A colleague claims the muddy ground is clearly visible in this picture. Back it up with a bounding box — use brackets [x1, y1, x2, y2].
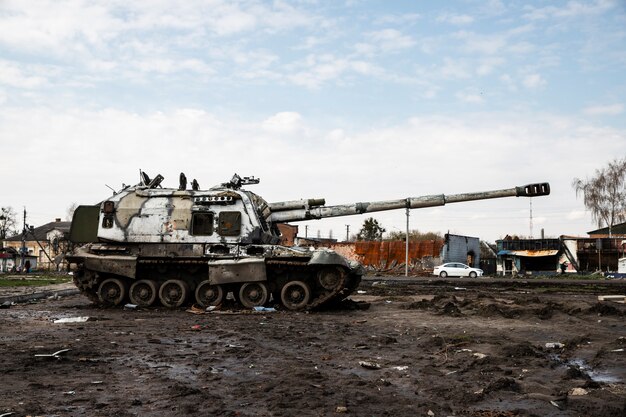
[1, 277, 625, 417]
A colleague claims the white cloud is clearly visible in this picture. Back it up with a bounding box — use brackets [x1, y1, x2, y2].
[439, 58, 471, 79]
[476, 58, 505, 76]
[374, 13, 421, 25]
[437, 13, 475, 25]
[286, 54, 380, 88]
[453, 31, 507, 55]
[0, 61, 48, 88]
[523, 0, 616, 20]
[583, 103, 624, 115]
[456, 90, 485, 104]
[0, 1, 316, 55]
[262, 112, 304, 134]
[522, 73, 546, 89]
[363, 29, 416, 53]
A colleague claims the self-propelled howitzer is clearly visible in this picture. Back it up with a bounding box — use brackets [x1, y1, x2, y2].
[67, 173, 549, 310]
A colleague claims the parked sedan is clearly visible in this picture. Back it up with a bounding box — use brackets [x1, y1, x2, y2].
[433, 262, 483, 278]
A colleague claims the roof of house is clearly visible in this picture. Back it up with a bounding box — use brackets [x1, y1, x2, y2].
[3, 220, 72, 242]
[587, 222, 626, 235]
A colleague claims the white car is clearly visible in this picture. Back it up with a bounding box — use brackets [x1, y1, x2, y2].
[433, 262, 483, 278]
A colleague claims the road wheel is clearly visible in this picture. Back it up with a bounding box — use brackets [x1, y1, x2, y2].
[439, 271, 448, 278]
[98, 278, 127, 306]
[159, 279, 188, 308]
[129, 279, 158, 307]
[195, 281, 224, 307]
[469, 271, 477, 278]
[280, 281, 311, 311]
[239, 282, 269, 308]
[318, 267, 343, 290]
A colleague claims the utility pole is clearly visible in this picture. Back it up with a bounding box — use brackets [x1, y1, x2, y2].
[405, 207, 409, 277]
[345, 225, 350, 242]
[529, 198, 533, 238]
[20, 207, 26, 272]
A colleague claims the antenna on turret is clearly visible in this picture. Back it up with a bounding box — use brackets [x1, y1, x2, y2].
[140, 170, 151, 186]
[105, 184, 117, 195]
[222, 174, 260, 189]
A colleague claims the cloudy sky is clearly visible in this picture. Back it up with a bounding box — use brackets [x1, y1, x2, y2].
[1, 0, 625, 242]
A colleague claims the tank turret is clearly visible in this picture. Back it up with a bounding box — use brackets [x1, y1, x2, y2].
[67, 172, 550, 310]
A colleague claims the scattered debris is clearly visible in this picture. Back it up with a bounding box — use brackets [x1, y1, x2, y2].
[454, 287, 466, 291]
[54, 317, 91, 324]
[611, 348, 624, 352]
[597, 295, 626, 303]
[124, 303, 138, 310]
[190, 325, 202, 331]
[206, 305, 219, 312]
[427, 410, 435, 416]
[357, 290, 367, 294]
[359, 360, 381, 370]
[335, 406, 348, 413]
[1, 301, 14, 309]
[186, 305, 206, 315]
[0, 412, 15, 417]
[63, 390, 76, 395]
[550, 400, 561, 409]
[569, 387, 589, 396]
[392, 366, 409, 371]
[473, 353, 487, 359]
[545, 342, 564, 349]
[253, 306, 276, 312]
[34, 349, 71, 359]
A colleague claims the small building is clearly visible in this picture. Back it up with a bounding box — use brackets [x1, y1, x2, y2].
[479, 241, 498, 275]
[2, 219, 71, 271]
[0, 247, 20, 272]
[440, 233, 480, 267]
[496, 237, 562, 276]
[557, 223, 626, 273]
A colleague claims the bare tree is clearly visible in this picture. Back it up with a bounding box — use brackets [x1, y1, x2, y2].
[386, 229, 443, 241]
[0, 206, 18, 241]
[66, 202, 78, 221]
[572, 157, 626, 236]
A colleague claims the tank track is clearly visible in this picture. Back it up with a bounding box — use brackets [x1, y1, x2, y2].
[72, 262, 362, 310]
[266, 261, 361, 309]
[72, 268, 101, 304]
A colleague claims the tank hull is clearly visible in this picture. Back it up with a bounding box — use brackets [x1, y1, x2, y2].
[68, 242, 363, 310]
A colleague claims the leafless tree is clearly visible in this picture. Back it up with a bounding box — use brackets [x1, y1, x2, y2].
[386, 229, 443, 241]
[572, 157, 626, 236]
[66, 202, 78, 221]
[0, 206, 18, 241]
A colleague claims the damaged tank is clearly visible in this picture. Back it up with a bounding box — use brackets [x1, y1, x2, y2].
[67, 172, 550, 310]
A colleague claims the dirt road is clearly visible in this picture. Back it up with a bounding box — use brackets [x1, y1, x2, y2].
[1, 278, 625, 416]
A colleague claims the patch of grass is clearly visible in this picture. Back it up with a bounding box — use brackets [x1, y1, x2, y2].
[0, 275, 72, 287]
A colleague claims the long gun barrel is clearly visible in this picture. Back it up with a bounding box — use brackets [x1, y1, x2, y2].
[267, 182, 550, 223]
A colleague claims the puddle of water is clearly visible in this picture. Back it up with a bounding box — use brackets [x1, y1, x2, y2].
[567, 358, 621, 383]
